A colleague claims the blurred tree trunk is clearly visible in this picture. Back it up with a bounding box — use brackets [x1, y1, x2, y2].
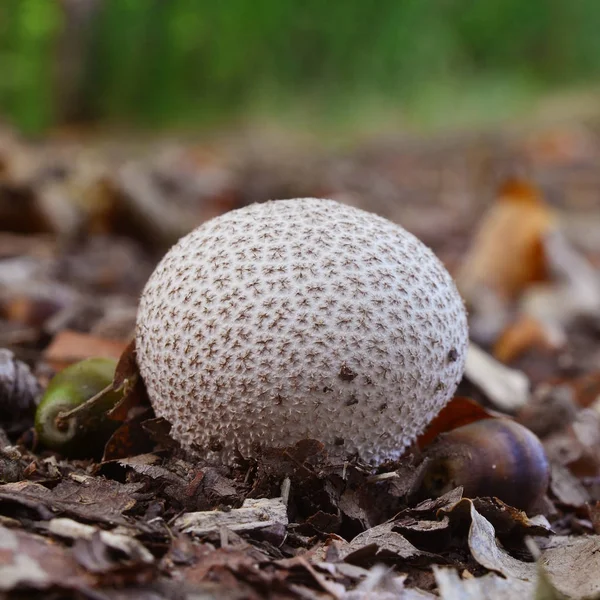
[56, 0, 101, 124]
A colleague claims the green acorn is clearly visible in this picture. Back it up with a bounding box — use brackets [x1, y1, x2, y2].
[35, 358, 123, 457]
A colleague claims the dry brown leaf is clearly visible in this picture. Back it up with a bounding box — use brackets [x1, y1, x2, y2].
[0, 524, 92, 592]
[548, 463, 590, 507]
[449, 498, 537, 581]
[458, 178, 555, 303]
[493, 315, 560, 363]
[102, 411, 155, 462]
[571, 371, 600, 408]
[416, 396, 498, 449]
[0, 476, 144, 528]
[340, 520, 430, 564]
[43, 330, 129, 371]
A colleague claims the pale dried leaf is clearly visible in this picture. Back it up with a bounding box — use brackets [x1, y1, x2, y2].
[175, 496, 287, 535]
[542, 536, 600, 599]
[434, 566, 534, 600]
[48, 517, 154, 563]
[466, 500, 536, 581]
[465, 343, 530, 411]
[0, 524, 89, 592]
[0, 348, 41, 436]
[549, 463, 590, 507]
[340, 521, 428, 562]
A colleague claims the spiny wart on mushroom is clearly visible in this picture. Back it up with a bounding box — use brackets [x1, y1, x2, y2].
[136, 198, 469, 465]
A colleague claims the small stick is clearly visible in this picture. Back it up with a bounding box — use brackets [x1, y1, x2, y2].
[54, 382, 114, 429]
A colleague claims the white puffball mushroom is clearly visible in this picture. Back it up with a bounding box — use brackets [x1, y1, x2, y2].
[136, 198, 468, 465]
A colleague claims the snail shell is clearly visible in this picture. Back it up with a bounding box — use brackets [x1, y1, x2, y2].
[417, 418, 549, 511]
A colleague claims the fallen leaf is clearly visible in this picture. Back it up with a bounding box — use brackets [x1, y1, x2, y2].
[43, 330, 129, 371]
[0, 524, 91, 592]
[112, 339, 138, 392]
[434, 566, 534, 600]
[542, 535, 600, 598]
[0, 348, 41, 437]
[102, 411, 155, 461]
[48, 517, 154, 564]
[464, 343, 530, 412]
[417, 396, 498, 449]
[472, 498, 552, 539]
[571, 371, 600, 408]
[345, 563, 436, 599]
[548, 463, 590, 507]
[446, 498, 537, 581]
[340, 521, 431, 564]
[519, 229, 600, 336]
[175, 496, 288, 536]
[458, 178, 555, 303]
[0, 476, 144, 528]
[493, 315, 560, 364]
[516, 383, 578, 438]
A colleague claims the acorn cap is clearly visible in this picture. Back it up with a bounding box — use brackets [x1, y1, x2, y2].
[136, 198, 468, 464]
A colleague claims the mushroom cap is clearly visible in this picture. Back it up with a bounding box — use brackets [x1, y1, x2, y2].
[136, 198, 468, 465]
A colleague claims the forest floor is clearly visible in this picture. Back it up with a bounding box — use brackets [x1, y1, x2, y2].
[2, 120, 600, 598]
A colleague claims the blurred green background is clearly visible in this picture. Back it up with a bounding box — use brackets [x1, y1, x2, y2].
[1, 0, 600, 136]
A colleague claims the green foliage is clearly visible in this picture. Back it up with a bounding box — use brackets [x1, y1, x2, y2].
[0, 0, 61, 134]
[1, 0, 600, 133]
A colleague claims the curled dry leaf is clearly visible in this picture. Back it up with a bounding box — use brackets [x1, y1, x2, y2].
[48, 517, 154, 564]
[416, 396, 498, 449]
[101, 411, 155, 462]
[464, 343, 530, 412]
[458, 178, 555, 304]
[106, 339, 151, 424]
[493, 314, 562, 364]
[516, 383, 579, 438]
[445, 498, 537, 581]
[111, 339, 138, 395]
[340, 520, 431, 565]
[519, 229, 600, 337]
[548, 463, 590, 508]
[0, 348, 41, 437]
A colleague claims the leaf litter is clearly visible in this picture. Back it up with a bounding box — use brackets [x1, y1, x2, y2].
[2, 125, 600, 598]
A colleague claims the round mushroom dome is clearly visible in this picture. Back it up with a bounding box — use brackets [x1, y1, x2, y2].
[136, 198, 468, 465]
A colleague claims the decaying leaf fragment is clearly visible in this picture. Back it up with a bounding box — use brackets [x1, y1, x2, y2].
[48, 517, 154, 565]
[416, 396, 498, 449]
[175, 496, 288, 536]
[434, 566, 533, 600]
[539, 535, 600, 598]
[0, 475, 143, 528]
[520, 228, 600, 335]
[0, 525, 89, 592]
[340, 520, 431, 564]
[458, 178, 556, 303]
[464, 343, 530, 412]
[493, 314, 562, 364]
[0, 348, 41, 437]
[43, 329, 129, 371]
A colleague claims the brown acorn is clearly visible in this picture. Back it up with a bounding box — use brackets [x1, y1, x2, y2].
[417, 418, 549, 511]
